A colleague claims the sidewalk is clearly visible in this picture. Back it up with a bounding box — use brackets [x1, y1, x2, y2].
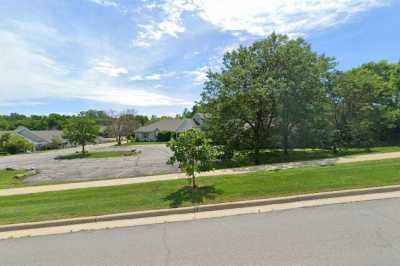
[2, 185, 400, 240]
[2, 151, 400, 197]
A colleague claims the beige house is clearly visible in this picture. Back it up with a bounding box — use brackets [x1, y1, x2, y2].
[0, 126, 71, 150]
[135, 113, 205, 141]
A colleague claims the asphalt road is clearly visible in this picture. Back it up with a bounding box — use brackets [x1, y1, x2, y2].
[2, 198, 400, 266]
[0, 143, 179, 183]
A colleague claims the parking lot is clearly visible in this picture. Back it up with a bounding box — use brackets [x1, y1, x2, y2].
[0, 144, 179, 183]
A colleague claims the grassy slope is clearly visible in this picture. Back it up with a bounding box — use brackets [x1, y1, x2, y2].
[1, 158, 400, 225]
[56, 150, 140, 160]
[120, 141, 168, 146]
[214, 146, 400, 169]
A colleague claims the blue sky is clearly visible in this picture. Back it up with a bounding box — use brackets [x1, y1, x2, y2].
[0, 0, 399, 116]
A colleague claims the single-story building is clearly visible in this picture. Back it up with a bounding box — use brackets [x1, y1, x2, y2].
[135, 113, 205, 141]
[0, 126, 78, 150]
[0, 126, 113, 151]
[12, 126, 72, 150]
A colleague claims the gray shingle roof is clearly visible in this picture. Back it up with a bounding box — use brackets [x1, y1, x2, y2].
[15, 127, 48, 144]
[0, 127, 67, 145]
[34, 130, 66, 143]
[176, 119, 199, 132]
[135, 114, 206, 134]
[135, 119, 185, 133]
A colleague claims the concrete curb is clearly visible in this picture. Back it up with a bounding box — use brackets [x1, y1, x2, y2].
[2, 184, 400, 233]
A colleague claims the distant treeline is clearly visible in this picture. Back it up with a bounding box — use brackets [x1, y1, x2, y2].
[0, 110, 168, 131]
[0, 113, 72, 130]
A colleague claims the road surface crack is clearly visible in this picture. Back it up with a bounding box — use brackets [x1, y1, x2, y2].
[162, 224, 172, 266]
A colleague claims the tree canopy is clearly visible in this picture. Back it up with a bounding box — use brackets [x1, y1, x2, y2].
[167, 129, 219, 188]
[200, 33, 400, 162]
[63, 113, 100, 153]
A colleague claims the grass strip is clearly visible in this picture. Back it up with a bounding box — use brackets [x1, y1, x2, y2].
[55, 150, 140, 160]
[1, 158, 400, 225]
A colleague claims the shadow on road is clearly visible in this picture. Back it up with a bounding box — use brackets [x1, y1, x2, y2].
[164, 185, 223, 208]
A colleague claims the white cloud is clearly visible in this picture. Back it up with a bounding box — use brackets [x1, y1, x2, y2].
[130, 72, 176, 81]
[92, 59, 128, 77]
[87, 0, 118, 7]
[205, 43, 241, 69]
[0, 27, 190, 108]
[218, 43, 240, 55]
[133, 0, 197, 47]
[194, 0, 391, 36]
[145, 73, 161, 80]
[184, 66, 208, 83]
[9, 20, 67, 44]
[0, 100, 45, 107]
[135, 0, 391, 46]
[83, 88, 192, 106]
[130, 75, 144, 81]
[184, 50, 201, 60]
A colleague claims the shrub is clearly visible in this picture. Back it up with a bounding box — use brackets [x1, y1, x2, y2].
[4, 135, 33, 154]
[157, 131, 173, 142]
[46, 136, 63, 150]
[0, 133, 11, 148]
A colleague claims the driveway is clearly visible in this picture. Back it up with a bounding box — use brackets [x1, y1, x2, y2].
[0, 144, 179, 183]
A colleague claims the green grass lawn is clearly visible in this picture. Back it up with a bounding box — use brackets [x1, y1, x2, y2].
[0, 169, 28, 189]
[0, 145, 399, 189]
[2, 158, 400, 225]
[213, 146, 400, 169]
[56, 150, 140, 160]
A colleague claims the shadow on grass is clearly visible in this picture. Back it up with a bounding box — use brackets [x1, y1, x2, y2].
[55, 150, 140, 160]
[164, 185, 223, 208]
[55, 153, 90, 160]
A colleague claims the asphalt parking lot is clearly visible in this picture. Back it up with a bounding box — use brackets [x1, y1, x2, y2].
[0, 144, 180, 183]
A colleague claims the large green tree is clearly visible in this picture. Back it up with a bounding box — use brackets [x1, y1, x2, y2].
[326, 63, 394, 151]
[362, 61, 400, 144]
[63, 113, 99, 153]
[271, 36, 335, 153]
[201, 33, 334, 162]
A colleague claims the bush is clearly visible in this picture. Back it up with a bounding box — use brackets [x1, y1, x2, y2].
[0, 133, 11, 150]
[3, 135, 33, 154]
[46, 136, 63, 150]
[157, 131, 173, 142]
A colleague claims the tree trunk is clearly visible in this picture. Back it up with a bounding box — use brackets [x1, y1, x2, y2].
[82, 143, 85, 154]
[253, 145, 260, 164]
[283, 131, 289, 155]
[332, 145, 338, 155]
[282, 94, 290, 155]
[252, 136, 261, 164]
[192, 174, 196, 188]
[253, 120, 261, 164]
